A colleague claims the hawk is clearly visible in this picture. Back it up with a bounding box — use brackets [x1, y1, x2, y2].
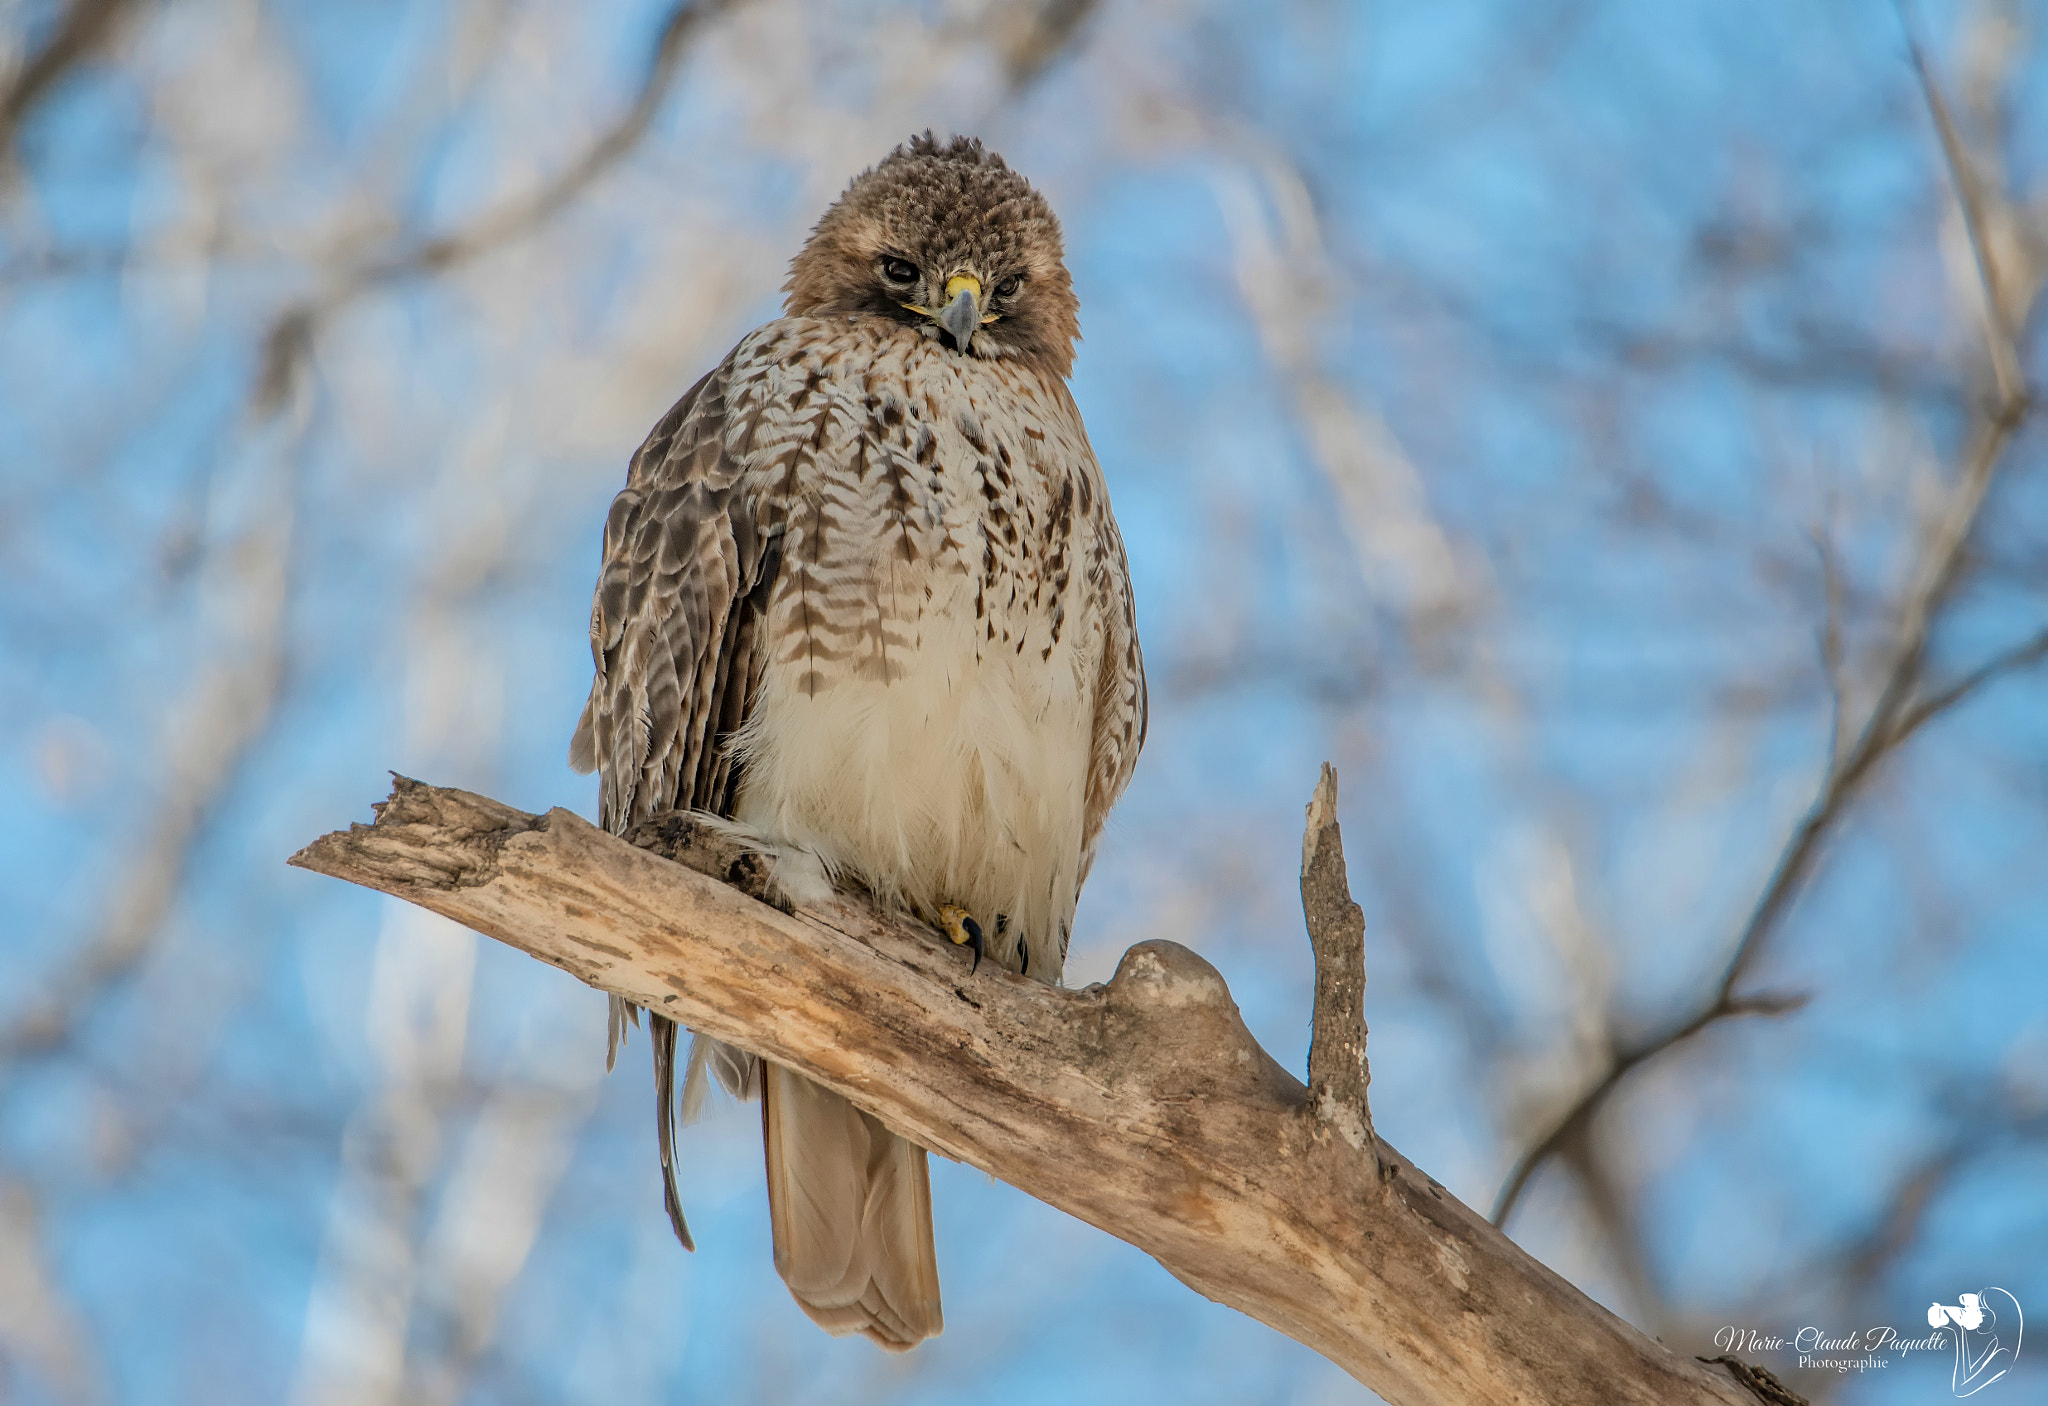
[570, 134, 1146, 1349]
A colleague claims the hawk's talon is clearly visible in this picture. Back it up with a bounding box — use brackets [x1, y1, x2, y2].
[939, 904, 985, 974]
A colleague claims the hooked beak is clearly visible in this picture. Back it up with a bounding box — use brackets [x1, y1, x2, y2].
[937, 274, 982, 353]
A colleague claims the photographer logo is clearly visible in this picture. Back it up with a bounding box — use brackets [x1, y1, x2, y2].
[1712, 1288, 2021, 1395]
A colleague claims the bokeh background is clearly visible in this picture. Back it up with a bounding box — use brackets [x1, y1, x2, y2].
[4, 0, 2046, 1402]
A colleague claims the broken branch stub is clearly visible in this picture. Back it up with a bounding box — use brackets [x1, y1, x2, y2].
[1301, 764, 1376, 1166]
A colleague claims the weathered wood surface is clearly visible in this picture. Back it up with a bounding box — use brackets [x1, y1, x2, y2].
[290, 775, 1754, 1406]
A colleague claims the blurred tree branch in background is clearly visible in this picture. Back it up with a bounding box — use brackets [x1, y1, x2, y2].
[1492, 0, 2042, 1238]
[253, 0, 750, 413]
[0, 0, 138, 163]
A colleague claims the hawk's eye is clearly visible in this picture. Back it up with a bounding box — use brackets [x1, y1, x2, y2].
[881, 257, 919, 285]
[994, 275, 1022, 299]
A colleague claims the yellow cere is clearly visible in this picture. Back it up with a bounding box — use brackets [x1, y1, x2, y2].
[904, 277, 1001, 325]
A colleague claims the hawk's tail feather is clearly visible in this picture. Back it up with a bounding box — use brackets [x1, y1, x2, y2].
[679, 1028, 713, 1126]
[652, 1013, 695, 1253]
[707, 1035, 762, 1101]
[605, 993, 641, 1073]
[762, 1063, 942, 1351]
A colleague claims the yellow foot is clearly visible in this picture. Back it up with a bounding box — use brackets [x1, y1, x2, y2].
[938, 904, 985, 974]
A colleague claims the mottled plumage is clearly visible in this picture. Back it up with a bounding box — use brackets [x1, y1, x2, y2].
[571, 134, 1145, 1349]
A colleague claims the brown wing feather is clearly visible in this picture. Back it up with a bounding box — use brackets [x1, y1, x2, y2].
[570, 349, 783, 1254]
[571, 357, 773, 826]
[1072, 402, 1148, 897]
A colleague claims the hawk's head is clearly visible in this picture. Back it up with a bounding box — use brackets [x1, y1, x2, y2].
[786, 134, 1080, 377]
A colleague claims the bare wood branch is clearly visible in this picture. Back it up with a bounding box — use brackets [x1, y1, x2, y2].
[1301, 764, 1376, 1168]
[290, 776, 1752, 1406]
[1700, 1356, 1810, 1406]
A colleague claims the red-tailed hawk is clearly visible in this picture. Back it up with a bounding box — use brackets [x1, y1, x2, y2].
[570, 133, 1146, 1349]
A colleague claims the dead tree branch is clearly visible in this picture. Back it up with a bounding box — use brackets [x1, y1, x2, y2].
[290, 773, 1751, 1406]
[1301, 764, 1376, 1167]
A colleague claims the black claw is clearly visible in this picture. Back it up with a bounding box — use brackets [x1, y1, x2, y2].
[962, 916, 984, 974]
